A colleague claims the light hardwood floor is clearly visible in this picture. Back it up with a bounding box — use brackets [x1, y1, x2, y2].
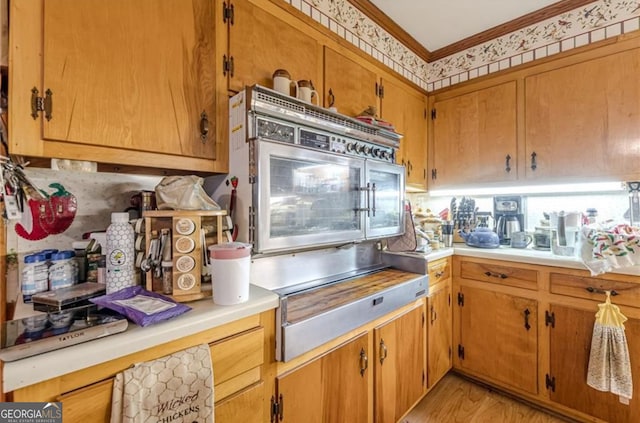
[402, 373, 573, 423]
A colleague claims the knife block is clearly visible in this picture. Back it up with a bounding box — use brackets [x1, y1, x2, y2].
[142, 210, 227, 302]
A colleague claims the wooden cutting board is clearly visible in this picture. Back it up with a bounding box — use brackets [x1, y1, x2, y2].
[286, 268, 421, 324]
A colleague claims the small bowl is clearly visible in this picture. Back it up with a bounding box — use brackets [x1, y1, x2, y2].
[22, 314, 49, 332]
[48, 310, 76, 329]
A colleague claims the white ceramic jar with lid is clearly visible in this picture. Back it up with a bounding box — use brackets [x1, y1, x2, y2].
[208, 242, 251, 305]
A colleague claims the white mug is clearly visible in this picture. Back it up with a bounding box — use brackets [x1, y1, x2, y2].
[297, 80, 319, 105]
[273, 69, 297, 96]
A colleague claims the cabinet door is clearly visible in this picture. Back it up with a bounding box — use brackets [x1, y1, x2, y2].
[41, 0, 216, 160]
[431, 82, 517, 187]
[457, 285, 537, 394]
[549, 304, 640, 422]
[381, 78, 428, 191]
[277, 333, 369, 423]
[525, 48, 640, 181]
[428, 281, 452, 388]
[323, 47, 379, 117]
[374, 306, 426, 423]
[229, 0, 321, 94]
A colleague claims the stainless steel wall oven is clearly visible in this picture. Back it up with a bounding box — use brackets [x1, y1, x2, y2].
[220, 85, 405, 255]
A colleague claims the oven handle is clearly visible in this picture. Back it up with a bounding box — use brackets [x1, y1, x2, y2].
[356, 183, 371, 216]
[371, 182, 376, 217]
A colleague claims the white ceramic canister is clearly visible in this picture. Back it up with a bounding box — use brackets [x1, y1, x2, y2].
[208, 242, 251, 305]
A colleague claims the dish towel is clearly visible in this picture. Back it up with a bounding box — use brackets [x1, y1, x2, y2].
[111, 344, 214, 422]
[587, 292, 633, 404]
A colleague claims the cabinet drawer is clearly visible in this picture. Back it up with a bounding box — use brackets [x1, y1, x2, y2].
[210, 327, 264, 386]
[460, 260, 538, 290]
[214, 381, 264, 423]
[550, 273, 640, 307]
[57, 378, 113, 422]
[429, 258, 451, 286]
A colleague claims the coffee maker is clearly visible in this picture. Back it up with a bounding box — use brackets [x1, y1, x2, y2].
[494, 196, 525, 245]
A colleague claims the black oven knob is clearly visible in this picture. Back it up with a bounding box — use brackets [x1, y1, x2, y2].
[356, 144, 366, 153]
[363, 145, 372, 155]
[346, 142, 356, 152]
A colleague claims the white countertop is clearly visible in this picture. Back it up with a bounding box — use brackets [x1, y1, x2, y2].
[3, 284, 279, 392]
[402, 244, 640, 276]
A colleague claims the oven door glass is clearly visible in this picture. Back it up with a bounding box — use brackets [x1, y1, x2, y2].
[365, 160, 405, 238]
[256, 141, 366, 253]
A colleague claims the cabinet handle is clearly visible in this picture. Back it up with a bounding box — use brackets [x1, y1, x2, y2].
[359, 348, 368, 377]
[524, 308, 531, 331]
[200, 111, 209, 142]
[484, 271, 508, 279]
[435, 270, 444, 278]
[430, 305, 437, 325]
[431, 168, 437, 180]
[505, 154, 511, 173]
[328, 88, 335, 107]
[379, 339, 388, 365]
[586, 286, 619, 296]
[530, 152, 537, 171]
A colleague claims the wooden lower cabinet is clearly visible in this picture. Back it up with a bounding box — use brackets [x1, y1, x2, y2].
[548, 304, 640, 422]
[455, 284, 538, 395]
[374, 306, 426, 423]
[10, 313, 272, 423]
[276, 333, 369, 423]
[427, 277, 452, 388]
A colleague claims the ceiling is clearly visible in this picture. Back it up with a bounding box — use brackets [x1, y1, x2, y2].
[365, 0, 592, 59]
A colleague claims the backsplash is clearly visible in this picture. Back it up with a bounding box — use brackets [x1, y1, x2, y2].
[6, 168, 162, 315]
[409, 192, 631, 231]
[287, 0, 640, 91]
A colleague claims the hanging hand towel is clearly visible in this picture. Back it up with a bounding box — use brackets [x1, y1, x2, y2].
[111, 344, 214, 422]
[587, 292, 633, 404]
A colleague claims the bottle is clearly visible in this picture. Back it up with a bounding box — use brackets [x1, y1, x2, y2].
[22, 254, 49, 303]
[106, 212, 135, 294]
[49, 250, 78, 290]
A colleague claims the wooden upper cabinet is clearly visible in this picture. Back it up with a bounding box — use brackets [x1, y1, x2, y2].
[11, 0, 220, 172]
[381, 77, 428, 191]
[525, 48, 640, 181]
[323, 46, 379, 117]
[228, 0, 321, 94]
[44, 1, 215, 159]
[374, 306, 426, 423]
[431, 81, 517, 188]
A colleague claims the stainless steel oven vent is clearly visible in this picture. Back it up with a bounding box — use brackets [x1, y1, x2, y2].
[248, 84, 401, 148]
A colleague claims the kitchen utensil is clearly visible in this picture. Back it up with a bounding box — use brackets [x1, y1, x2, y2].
[510, 231, 532, 248]
[273, 69, 298, 97]
[228, 176, 239, 241]
[458, 227, 500, 248]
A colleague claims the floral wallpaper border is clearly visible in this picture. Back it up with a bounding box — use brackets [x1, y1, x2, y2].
[283, 0, 640, 91]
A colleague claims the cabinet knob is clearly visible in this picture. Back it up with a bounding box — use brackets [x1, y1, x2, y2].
[530, 152, 537, 171]
[505, 154, 511, 173]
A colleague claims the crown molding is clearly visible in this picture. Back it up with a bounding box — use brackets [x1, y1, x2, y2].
[350, 0, 597, 63]
[348, 0, 432, 62]
[428, 0, 597, 61]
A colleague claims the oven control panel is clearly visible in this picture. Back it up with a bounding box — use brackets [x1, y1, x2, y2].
[300, 128, 395, 163]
